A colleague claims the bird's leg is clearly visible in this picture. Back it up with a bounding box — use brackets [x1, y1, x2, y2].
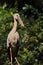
[10, 48, 13, 65]
[15, 57, 20, 65]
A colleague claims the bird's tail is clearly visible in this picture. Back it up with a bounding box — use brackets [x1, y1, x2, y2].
[15, 57, 20, 65]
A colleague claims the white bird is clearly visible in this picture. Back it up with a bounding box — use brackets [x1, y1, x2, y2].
[7, 13, 25, 65]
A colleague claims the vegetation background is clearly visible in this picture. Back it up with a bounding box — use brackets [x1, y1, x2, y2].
[0, 0, 43, 65]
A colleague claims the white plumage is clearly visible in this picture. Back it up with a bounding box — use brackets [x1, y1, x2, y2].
[7, 13, 25, 65]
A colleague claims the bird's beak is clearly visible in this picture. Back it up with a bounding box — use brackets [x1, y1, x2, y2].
[18, 16, 25, 28]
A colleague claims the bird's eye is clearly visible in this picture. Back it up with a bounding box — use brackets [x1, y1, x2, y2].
[17, 15, 18, 17]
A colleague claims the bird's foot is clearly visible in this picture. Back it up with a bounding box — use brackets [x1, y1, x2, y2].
[18, 63, 20, 65]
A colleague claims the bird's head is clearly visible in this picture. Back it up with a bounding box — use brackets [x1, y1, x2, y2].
[13, 13, 25, 27]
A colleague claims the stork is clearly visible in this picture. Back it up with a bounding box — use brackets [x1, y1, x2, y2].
[7, 13, 25, 65]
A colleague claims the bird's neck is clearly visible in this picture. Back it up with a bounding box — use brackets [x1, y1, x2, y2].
[13, 19, 17, 32]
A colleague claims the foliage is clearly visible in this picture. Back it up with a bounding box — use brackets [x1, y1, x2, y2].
[0, 2, 43, 65]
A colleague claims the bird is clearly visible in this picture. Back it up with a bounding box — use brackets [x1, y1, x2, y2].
[7, 13, 25, 65]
